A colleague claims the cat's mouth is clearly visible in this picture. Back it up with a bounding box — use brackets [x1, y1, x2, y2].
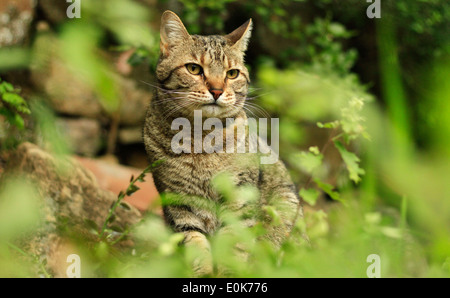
[202, 99, 229, 107]
[199, 102, 229, 117]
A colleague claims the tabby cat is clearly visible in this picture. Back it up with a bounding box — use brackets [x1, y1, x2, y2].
[143, 10, 304, 275]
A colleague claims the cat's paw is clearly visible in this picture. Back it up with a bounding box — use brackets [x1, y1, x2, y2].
[184, 230, 214, 277]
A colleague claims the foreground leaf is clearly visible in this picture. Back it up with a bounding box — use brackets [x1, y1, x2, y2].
[334, 140, 365, 183]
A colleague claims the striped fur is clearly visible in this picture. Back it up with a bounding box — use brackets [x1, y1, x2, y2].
[143, 11, 303, 274]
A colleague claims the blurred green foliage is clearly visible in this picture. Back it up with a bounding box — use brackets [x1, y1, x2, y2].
[0, 177, 45, 277]
[0, 78, 30, 130]
[0, 0, 449, 278]
[0, 78, 30, 149]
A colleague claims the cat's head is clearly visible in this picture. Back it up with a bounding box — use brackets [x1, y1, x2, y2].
[155, 10, 252, 119]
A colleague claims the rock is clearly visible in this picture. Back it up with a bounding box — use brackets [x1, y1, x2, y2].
[76, 156, 160, 213]
[30, 31, 153, 124]
[0, 0, 35, 47]
[116, 49, 134, 76]
[30, 31, 105, 118]
[5, 142, 143, 277]
[56, 117, 103, 157]
[118, 126, 143, 144]
[117, 77, 152, 126]
[37, 0, 68, 25]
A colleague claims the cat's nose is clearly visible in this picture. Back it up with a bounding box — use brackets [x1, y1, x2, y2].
[209, 89, 223, 100]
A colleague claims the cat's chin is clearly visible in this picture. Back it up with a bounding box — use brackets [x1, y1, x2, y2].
[199, 104, 228, 118]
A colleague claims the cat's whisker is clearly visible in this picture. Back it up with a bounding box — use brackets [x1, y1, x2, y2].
[242, 105, 258, 120]
[232, 92, 272, 119]
[242, 103, 258, 117]
[244, 91, 275, 101]
[151, 96, 190, 105]
[245, 104, 271, 119]
[140, 80, 191, 95]
[186, 99, 211, 104]
[162, 101, 195, 122]
[247, 87, 264, 95]
[243, 102, 272, 119]
[164, 100, 192, 115]
[152, 95, 187, 101]
[231, 97, 255, 118]
[140, 80, 172, 91]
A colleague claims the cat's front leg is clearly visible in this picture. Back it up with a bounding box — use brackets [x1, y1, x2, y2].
[183, 230, 213, 276]
[162, 201, 218, 276]
[259, 160, 304, 246]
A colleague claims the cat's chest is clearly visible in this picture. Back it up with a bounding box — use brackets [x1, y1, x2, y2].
[156, 152, 260, 197]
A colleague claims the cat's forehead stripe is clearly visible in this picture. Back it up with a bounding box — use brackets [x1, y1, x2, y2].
[189, 36, 238, 70]
[224, 55, 230, 69]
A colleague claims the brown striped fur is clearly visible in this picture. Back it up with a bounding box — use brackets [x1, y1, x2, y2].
[143, 11, 303, 275]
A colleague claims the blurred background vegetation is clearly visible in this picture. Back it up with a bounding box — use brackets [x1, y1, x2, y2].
[0, 0, 449, 277]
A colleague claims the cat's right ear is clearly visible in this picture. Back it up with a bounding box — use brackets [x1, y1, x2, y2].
[160, 11, 191, 57]
[226, 19, 253, 52]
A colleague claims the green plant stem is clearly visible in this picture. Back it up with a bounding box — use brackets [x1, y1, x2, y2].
[287, 127, 339, 240]
[99, 162, 161, 240]
[100, 192, 126, 239]
[7, 242, 52, 278]
[376, 14, 412, 158]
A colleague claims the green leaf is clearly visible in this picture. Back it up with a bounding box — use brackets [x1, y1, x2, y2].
[262, 205, 281, 226]
[381, 227, 403, 239]
[84, 219, 99, 234]
[12, 113, 25, 130]
[308, 146, 320, 155]
[107, 214, 116, 224]
[334, 140, 365, 183]
[292, 151, 323, 174]
[119, 202, 131, 211]
[127, 52, 145, 66]
[2, 92, 26, 107]
[15, 105, 31, 114]
[0, 107, 25, 129]
[0, 81, 14, 93]
[126, 184, 140, 196]
[211, 172, 235, 201]
[314, 179, 341, 202]
[110, 225, 124, 233]
[299, 188, 320, 206]
[317, 121, 340, 129]
[150, 159, 165, 169]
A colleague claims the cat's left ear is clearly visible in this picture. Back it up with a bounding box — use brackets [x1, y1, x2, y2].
[160, 10, 191, 57]
[226, 19, 253, 52]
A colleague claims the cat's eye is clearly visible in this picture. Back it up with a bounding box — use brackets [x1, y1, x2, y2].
[226, 69, 240, 79]
[186, 63, 203, 75]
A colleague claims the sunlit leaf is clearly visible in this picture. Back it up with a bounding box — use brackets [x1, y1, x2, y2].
[126, 184, 140, 196]
[84, 219, 99, 231]
[334, 140, 365, 183]
[317, 121, 340, 129]
[299, 188, 320, 206]
[308, 146, 320, 155]
[314, 179, 341, 202]
[262, 205, 281, 226]
[291, 151, 323, 174]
